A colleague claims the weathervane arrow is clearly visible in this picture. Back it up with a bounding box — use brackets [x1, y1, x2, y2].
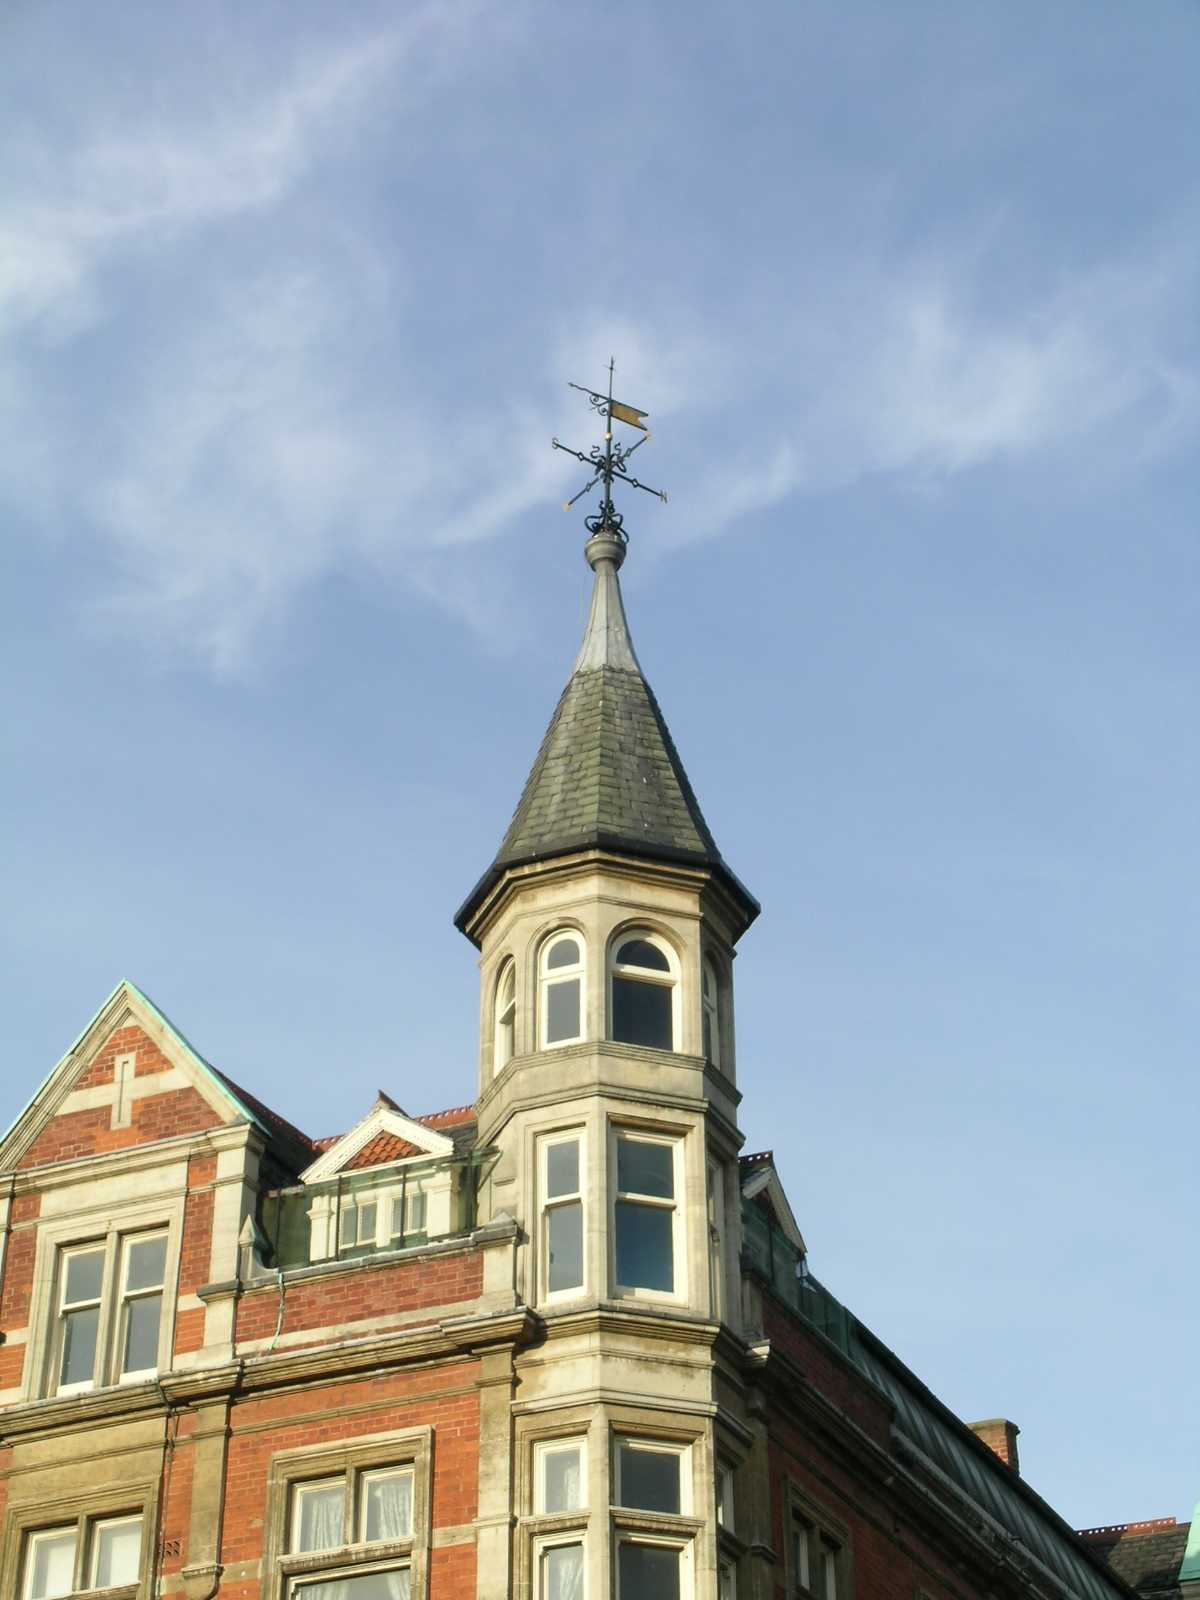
[552, 359, 666, 541]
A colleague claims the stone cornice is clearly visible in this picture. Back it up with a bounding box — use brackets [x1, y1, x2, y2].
[4, 1121, 260, 1195]
[536, 1301, 722, 1351]
[0, 1309, 542, 1441]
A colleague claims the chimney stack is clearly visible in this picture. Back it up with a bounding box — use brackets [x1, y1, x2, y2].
[969, 1418, 1021, 1475]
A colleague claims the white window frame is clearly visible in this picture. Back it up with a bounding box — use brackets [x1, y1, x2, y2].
[50, 1229, 169, 1397]
[337, 1195, 380, 1253]
[538, 1131, 587, 1302]
[539, 932, 587, 1049]
[533, 1531, 587, 1600]
[613, 1532, 693, 1600]
[533, 1436, 588, 1515]
[115, 1233, 168, 1384]
[609, 1128, 686, 1303]
[20, 1510, 145, 1599]
[608, 930, 679, 1053]
[706, 1162, 724, 1321]
[701, 957, 721, 1067]
[787, 1499, 848, 1600]
[612, 1438, 691, 1517]
[494, 959, 517, 1074]
[265, 1428, 431, 1600]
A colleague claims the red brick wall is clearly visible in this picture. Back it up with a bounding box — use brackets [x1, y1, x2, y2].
[174, 1153, 218, 1358]
[0, 1197, 40, 1393]
[212, 1364, 480, 1600]
[761, 1297, 892, 1450]
[235, 1250, 485, 1351]
[18, 1026, 227, 1169]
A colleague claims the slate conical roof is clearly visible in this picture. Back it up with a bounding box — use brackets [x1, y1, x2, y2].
[455, 530, 758, 935]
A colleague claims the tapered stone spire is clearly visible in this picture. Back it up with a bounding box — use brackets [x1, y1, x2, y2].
[455, 530, 758, 935]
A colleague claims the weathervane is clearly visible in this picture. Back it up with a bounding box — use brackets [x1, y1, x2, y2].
[552, 359, 667, 541]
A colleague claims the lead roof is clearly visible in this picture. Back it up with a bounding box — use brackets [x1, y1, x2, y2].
[455, 542, 757, 933]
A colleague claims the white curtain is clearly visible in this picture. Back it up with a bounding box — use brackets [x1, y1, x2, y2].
[30, 1532, 76, 1600]
[297, 1571, 408, 1600]
[544, 1544, 584, 1600]
[365, 1472, 413, 1542]
[297, 1485, 345, 1553]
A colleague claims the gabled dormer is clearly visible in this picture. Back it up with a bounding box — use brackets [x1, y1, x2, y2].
[297, 1095, 476, 1262]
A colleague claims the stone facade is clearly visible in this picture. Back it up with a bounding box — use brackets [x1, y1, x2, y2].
[0, 532, 1176, 1600]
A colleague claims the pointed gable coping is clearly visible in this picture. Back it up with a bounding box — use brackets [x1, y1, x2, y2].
[299, 1103, 455, 1183]
[0, 979, 279, 1172]
[740, 1151, 806, 1255]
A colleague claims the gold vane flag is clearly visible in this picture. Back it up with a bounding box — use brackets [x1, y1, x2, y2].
[609, 398, 649, 432]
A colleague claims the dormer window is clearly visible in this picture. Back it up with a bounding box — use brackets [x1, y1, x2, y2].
[539, 933, 585, 1048]
[494, 960, 517, 1074]
[610, 934, 676, 1051]
[702, 957, 721, 1067]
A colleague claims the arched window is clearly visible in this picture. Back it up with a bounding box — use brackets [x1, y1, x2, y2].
[702, 957, 721, 1067]
[610, 932, 676, 1051]
[539, 932, 585, 1047]
[493, 960, 516, 1074]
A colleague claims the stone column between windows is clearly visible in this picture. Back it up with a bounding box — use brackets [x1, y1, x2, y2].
[741, 1381, 778, 1600]
[475, 1344, 519, 1600]
[180, 1396, 231, 1600]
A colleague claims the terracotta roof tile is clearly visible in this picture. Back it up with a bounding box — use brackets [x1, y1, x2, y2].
[345, 1132, 423, 1170]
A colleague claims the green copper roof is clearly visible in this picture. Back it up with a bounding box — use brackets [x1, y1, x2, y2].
[456, 532, 757, 934]
[1180, 1503, 1200, 1583]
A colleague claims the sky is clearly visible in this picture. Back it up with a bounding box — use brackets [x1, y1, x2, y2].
[2, 0, 1197, 1532]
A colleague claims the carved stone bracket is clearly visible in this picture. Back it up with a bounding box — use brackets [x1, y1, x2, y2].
[181, 1561, 224, 1600]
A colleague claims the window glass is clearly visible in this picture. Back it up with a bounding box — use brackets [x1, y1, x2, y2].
[122, 1296, 162, 1376]
[293, 1480, 346, 1552]
[125, 1235, 167, 1291]
[614, 1135, 677, 1294]
[546, 1141, 579, 1198]
[617, 939, 670, 972]
[618, 1543, 679, 1600]
[616, 1444, 681, 1514]
[546, 982, 581, 1045]
[614, 1206, 672, 1292]
[91, 1517, 142, 1587]
[546, 938, 581, 970]
[702, 960, 720, 1065]
[24, 1529, 76, 1600]
[542, 1543, 584, 1600]
[294, 1574, 410, 1600]
[59, 1245, 105, 1391]
[495, 962, 517, 1072]
[716, 1466, 733, 1529]
[544, 1137, 584, 1295]
[540, 1443, 583, 1512]
[65, 1249, 104, 1304]
[612, 978, 672, 1050]
[119, 1233, 167, 1378]
[617, 1139, 673, 1199]
[362, 1469, 413, 1542]
[60, 1304, 100, 1389]
[547, 1206, 583, 1293]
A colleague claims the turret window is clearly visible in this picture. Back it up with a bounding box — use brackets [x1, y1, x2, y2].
[611, 1131, 682, 1297]
[702, 959, 721, 1066]
[540, 934, 586, 1047]
[539, 1132, 586, 1297]
[494, 960, 516, 1073]
[610, 935, 675, 1051]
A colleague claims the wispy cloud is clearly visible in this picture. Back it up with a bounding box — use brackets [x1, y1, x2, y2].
[1, 4, 1196, 674]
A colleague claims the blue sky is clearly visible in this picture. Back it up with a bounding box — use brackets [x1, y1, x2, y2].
[2, 0, 1197, 1529]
